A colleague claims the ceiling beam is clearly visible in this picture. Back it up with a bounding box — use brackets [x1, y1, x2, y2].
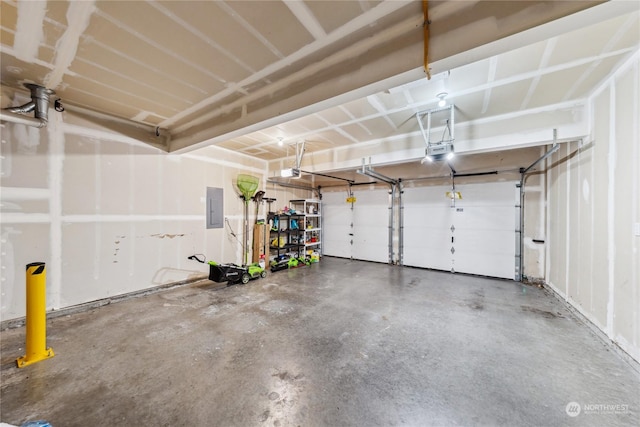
[160, 0, 416, 130]
[12, 1, 47, 63]
[271, 99, 590, 173]
[44, 1, 97, 90]
[284, 0, 327, 40]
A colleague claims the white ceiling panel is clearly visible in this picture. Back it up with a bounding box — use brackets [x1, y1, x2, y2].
[476, 80, 531, 118]
[547, 12, 636, 67]
[494, 41, 547, 80]
[340, 123, 376, 142]
[449, 59, 492, 90]
[569, 54, 634, 100]
[224, 0, 315, 56]
[2, 0, 637, 166]
[340, 98, 381, 120]
[317, 107, 354, 127]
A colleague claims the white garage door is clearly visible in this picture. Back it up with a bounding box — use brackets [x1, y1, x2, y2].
[322, 191, 352, 258]
[352, 189, 389, 263]
[322, 188, 390, 263]
[403, 186, 452, 271]
[403, 181, 517, 279]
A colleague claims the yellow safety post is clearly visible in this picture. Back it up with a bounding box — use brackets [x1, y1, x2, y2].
[16, 262, 55, 368]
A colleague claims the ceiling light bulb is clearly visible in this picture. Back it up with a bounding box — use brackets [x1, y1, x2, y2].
[436, 92, 448, 107]
[277, 137, 284, 147]
[438, 99, 447, 107]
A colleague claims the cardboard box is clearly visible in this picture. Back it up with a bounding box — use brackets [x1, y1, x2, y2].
[252, 223, 267, 263]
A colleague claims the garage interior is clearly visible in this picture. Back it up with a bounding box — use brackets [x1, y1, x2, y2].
[0, 1, 639, 426]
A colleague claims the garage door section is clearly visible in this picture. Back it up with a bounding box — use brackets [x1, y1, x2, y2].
[403, 186, 452, 271]
[322, 191, 352, 258]
[352, 189, 389, 263]
[403, 181, 517, 280]
[452, 182, 518, 279]
[322, 188, 390, 263]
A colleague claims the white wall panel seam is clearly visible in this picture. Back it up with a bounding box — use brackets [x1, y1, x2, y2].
[565, 142, 571, 298]
[589, 98, 596, 315]
[577, 143, 581, 303]
[48, 112, 64, 309]
[128, 141, 135, 278]
[632, 59, 639, 351]
[93, 139, 101, 282]
[607, 82, 616, 337]
[546, 281, 608, 333]
[540, 156, 546, 278]
[0, 214, 51, 223]
[545, 154, 551, 284]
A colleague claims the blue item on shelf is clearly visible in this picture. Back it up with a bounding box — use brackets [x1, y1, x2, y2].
[21, 422, 52, 427]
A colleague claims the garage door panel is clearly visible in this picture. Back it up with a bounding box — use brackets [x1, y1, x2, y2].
[322, 192, 352, 258]
[352, 226, 388, 263]
[405, 207, 451, 228]
[403, 187, 453, 270]
[455, 230, 515, 256]
[353, 210, 387, 225]
[351, 189, 389, 262]
[404, 248, 452, 271]
[456, 182, 518, 206]
[323, 192, 348, 211]
[453, 207, 516, 231]
[453, 256, 514, 278]
[403, 182, 517, 279]
[404, 228, 452, 270]
[402, 223, 451, 269]
[454, 249, 515, 278]
[323, 225, 352, 258]
[323, 207, 350, 226]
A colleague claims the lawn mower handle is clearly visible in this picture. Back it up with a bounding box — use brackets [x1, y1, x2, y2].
[187, 254, 206, 264]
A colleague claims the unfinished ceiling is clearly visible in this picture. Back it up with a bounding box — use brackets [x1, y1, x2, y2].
[218, 1, 640, 165]
[1, 0, 622, 157]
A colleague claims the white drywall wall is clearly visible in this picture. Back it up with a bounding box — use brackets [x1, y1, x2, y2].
[546, 51, 639, 363]
[0, 112, 269, 321]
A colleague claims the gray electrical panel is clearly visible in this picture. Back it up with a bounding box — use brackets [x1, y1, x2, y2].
[206, 187, 223, 229]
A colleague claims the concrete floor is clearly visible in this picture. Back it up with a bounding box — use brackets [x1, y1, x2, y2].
[1, 257, 639, 427]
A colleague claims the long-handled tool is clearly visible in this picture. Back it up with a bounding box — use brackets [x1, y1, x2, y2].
[236, 174, 259, 266]
[253, 190, 265, 220]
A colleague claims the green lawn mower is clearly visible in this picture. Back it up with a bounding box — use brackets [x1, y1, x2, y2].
[188, 254, 266, 285]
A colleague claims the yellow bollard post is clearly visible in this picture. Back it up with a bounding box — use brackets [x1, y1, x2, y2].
[16, 262, 55, 368]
